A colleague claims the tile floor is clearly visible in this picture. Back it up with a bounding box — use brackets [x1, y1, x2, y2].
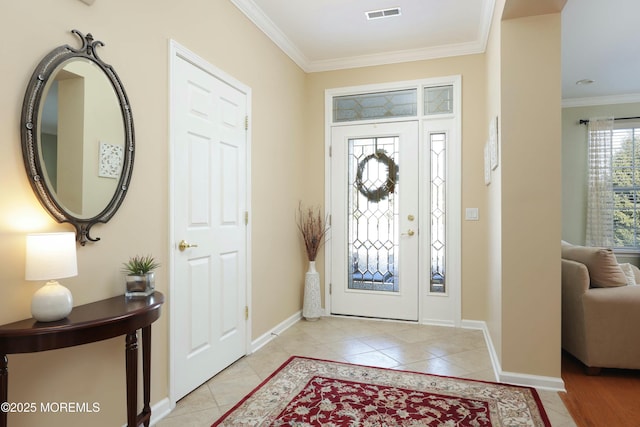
[157, 316, 577, 426]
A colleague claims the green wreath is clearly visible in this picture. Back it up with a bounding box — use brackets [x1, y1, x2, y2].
[355, 150, 398, 203]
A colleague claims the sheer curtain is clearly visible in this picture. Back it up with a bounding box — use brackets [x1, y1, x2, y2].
[586, 117, 615, 247]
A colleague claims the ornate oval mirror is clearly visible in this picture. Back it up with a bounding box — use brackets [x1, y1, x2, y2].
[21, 30, 134, 245]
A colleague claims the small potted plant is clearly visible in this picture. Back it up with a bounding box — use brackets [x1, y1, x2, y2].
[122, 255, 160, 298]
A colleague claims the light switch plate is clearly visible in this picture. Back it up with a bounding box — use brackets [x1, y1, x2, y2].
[465, 208, 479, 221]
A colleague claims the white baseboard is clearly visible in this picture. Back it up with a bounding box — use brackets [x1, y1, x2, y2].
[250, 310, 302, 353]
[461, 319, 565, 392]
[461, 319, 501, 382]
[499, 370, 566, 391]
[120, 397, 172, 427]
[150, 397, 172, 426]
[421, 318, 457, 327]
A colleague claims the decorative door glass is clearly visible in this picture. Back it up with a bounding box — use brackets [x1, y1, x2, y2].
[347, 136, 399, 292]
[333, 89, 417, 123]
[430, 132, 446, 293]
[424, 85, 453, 115]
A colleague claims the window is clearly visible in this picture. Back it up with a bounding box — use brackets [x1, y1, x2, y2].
[430, 132, 446, 293]
[424, 86, 453, 115]
[612, 125, 640, 249]
[333, 89, 417, 122]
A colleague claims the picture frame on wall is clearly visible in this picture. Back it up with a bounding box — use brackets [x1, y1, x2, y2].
[484, 142, 491, 185]
[489, 116, 499, 170]
[98, 141, 124, 179]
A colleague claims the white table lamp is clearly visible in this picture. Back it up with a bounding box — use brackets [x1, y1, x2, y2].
[25, 232, 78, 322]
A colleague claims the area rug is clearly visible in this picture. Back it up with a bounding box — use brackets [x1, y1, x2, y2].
[212, 356, 551, 426]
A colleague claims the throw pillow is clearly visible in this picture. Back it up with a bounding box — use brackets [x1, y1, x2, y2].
[619, 263, 637, 286]
[632, 264, 640, 285]
[561, 245, 627, 288]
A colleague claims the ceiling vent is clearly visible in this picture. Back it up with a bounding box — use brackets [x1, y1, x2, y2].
[365, 7, 401, 20]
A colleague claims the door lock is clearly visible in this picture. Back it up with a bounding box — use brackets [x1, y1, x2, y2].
[178, 240, 198, 251]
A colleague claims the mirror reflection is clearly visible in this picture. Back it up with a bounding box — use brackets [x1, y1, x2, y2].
[21, 30, 135, 245]
[39, 58, 124, 219]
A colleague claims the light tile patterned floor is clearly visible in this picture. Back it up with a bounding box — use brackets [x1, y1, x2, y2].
[157, 316, 576, 427]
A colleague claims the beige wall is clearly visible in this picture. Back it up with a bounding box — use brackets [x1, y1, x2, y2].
[484, 0, 505, 364]
[0, 1, 307, 425]
[0, 0, 567, 425]
[475, 0, 563, 377]
[500, 12, 562, 376]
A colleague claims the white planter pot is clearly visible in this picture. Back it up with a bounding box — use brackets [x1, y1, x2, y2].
[303, 261, 322, 321]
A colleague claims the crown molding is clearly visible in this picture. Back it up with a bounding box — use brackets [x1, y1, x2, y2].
[229, 0, 311, 71]
[562, 93, 640, 108]
[230, 0, 495, 73]
[306, 41, 486, 73]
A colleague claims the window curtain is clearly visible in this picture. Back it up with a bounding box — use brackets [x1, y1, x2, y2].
[586, 117, 615, 247]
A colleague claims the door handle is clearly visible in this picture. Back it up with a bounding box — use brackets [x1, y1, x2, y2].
[401, 229, 415, 237]
[178, 240, 199, 251]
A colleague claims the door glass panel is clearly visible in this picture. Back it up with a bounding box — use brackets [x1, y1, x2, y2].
[430, 132, 446, 293]
[348, 136, 399, 292]
[333, 89, 417, 123]
[424, 85, 453, 115]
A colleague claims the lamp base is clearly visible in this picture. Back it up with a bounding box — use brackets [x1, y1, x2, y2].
[31, 280, 73, 322]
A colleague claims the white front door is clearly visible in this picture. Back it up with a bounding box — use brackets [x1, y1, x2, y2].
[330, 121, 419, 321]
[170, 46, 249, 401]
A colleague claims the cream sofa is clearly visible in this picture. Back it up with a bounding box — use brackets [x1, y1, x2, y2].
[561, 243, 640, 373]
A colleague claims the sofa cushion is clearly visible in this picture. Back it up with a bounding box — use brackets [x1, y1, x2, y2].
[561, 245, 627, 288]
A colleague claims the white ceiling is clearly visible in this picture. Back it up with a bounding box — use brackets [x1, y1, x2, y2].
[230, 0, 495, 72]
[562, 0, 640, 105]
[230, 0, 640, 105]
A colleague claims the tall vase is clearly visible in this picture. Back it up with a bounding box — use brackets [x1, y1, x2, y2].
[303, 260, 322, 321]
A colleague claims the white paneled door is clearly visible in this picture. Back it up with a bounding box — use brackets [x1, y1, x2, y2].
[170, 47, 249, 401]
[330, 122, 419, 321]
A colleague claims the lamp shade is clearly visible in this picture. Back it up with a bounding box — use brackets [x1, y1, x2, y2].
[25, 232, 78, 281]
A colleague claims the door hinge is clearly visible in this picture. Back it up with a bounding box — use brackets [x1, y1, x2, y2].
[245, 306, 249, 320]
[329, 214, 332, 226]
[329, 283, 332, 295]
[245, 116, 249, 130]
[329, 145, 332, 157]
[244, 211, 249, 225]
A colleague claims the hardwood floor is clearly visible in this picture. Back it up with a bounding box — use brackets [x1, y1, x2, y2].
[559, 351, 640, 427]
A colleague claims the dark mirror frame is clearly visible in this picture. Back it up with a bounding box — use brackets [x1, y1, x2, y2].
[21, 30, 135, 245]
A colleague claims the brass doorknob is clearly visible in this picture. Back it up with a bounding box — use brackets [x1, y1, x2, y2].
[178, 240, 198, 251]
[401, 229, 415, 237]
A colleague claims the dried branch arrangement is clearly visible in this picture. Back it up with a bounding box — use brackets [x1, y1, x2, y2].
[297, 202, 330, 261]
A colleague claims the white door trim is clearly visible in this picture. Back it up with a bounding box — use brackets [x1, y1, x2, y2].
[168, 39, 252, 406]
[324, 76, 461, 326]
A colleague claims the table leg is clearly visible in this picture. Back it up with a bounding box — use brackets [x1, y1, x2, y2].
[1, 355, 7, 427]
[125, 332, 138, 427]
[142, 326, 151, 427]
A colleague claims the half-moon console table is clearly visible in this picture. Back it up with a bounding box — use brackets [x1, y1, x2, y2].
[0, 292, 164, 427]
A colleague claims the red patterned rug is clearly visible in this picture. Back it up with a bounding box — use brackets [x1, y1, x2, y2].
[212, 356, 551, 426]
